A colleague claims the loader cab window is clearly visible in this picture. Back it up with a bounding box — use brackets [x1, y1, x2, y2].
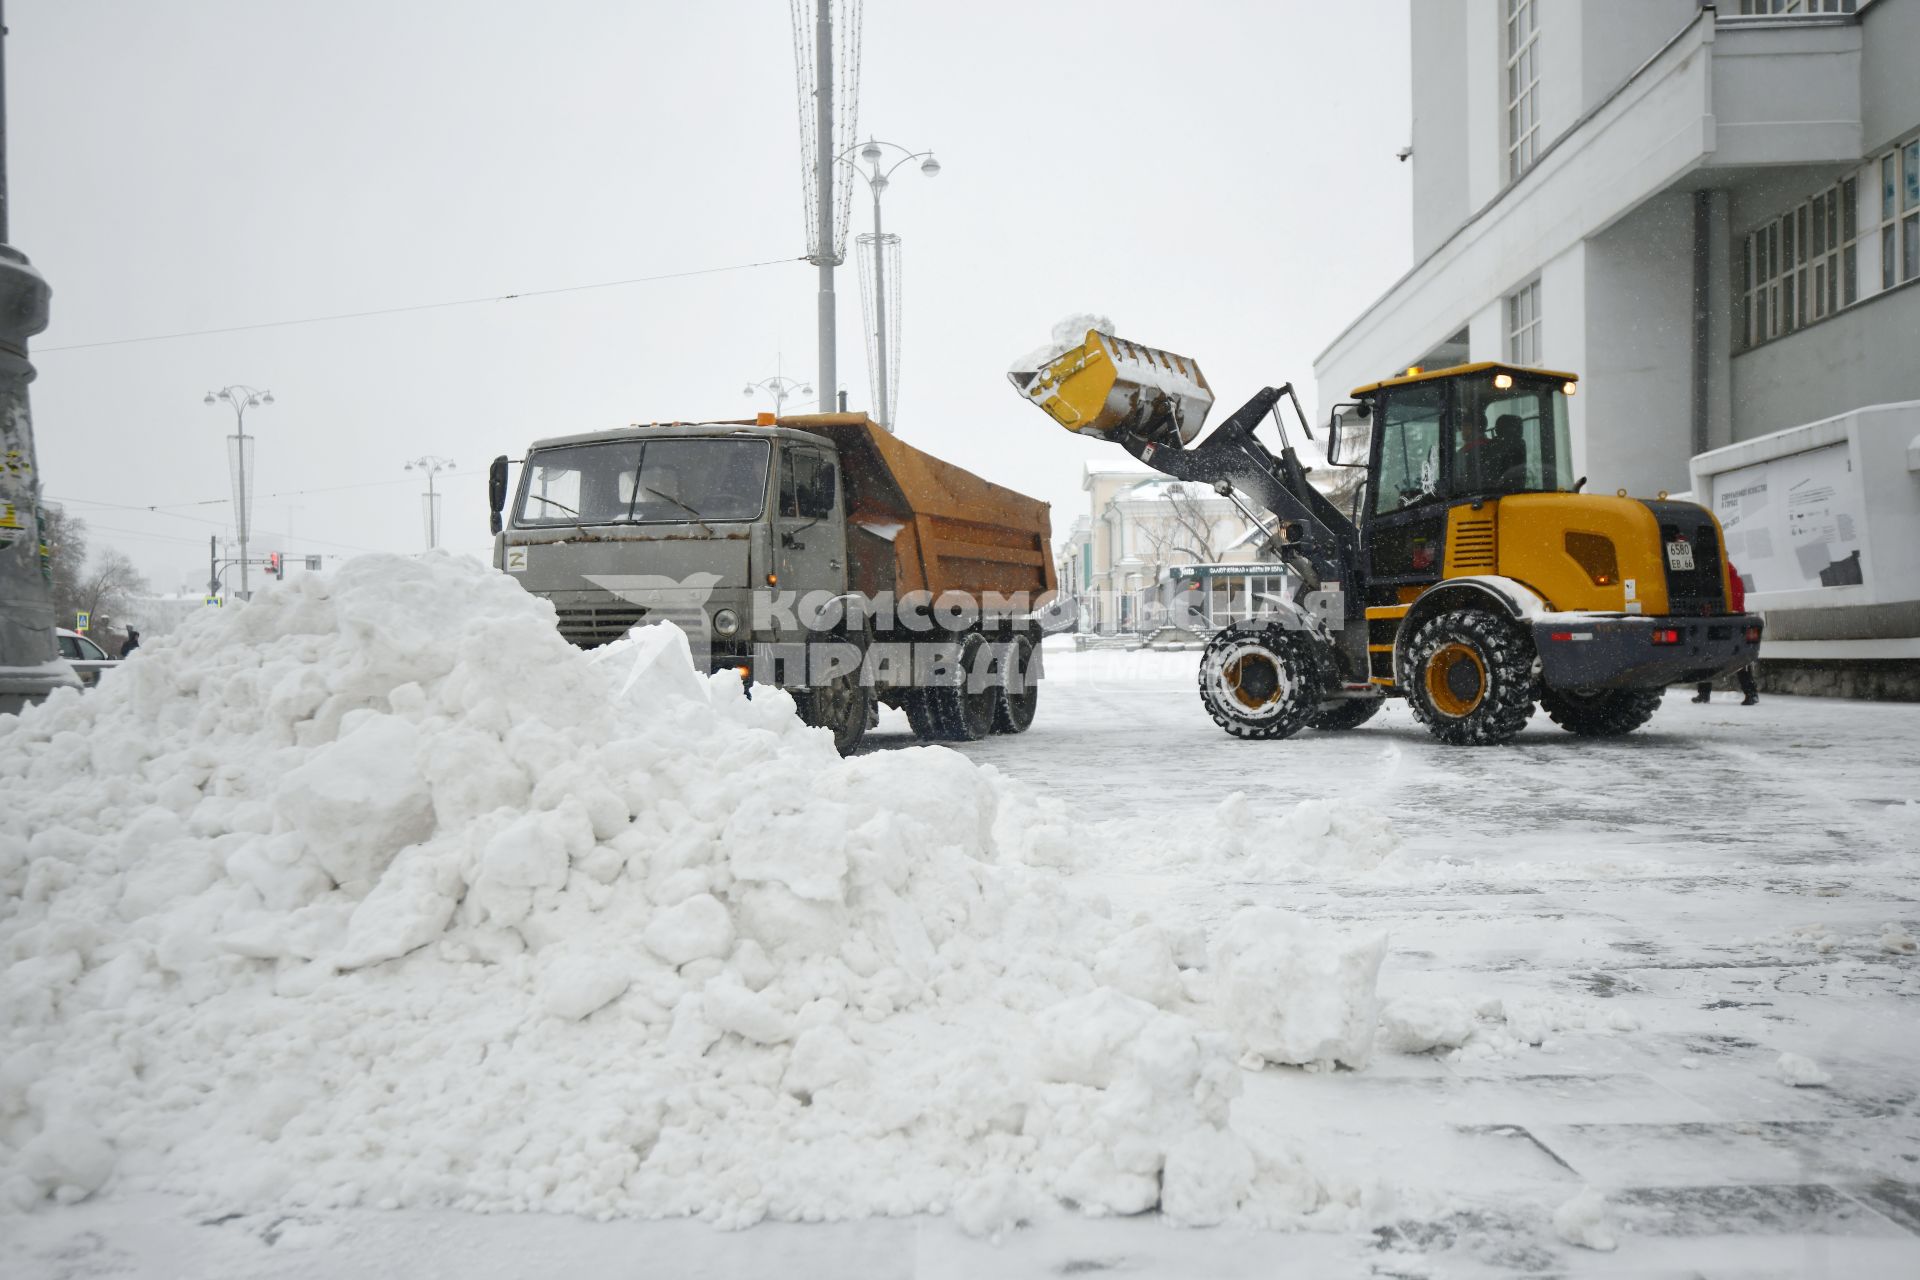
[1373, 383, 1448, 514]
[779, 448, 837, 520]
[1453, 375, 1576, 497]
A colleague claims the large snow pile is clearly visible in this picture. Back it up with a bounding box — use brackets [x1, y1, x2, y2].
[0, 554, 1376, 1230]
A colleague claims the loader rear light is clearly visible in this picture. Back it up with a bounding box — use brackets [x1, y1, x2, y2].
[1548, 631, 1593, 642]
[1745, 624, 1762, 643]
[1650, 628, 1683, 645]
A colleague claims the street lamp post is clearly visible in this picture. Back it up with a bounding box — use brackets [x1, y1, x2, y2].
[742, 373, 813, 417]
[403, 456, 456, 550]
[203, 385, 274, 599]
[840, 137, 939, 432]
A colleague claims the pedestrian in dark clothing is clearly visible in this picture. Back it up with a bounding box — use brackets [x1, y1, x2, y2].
[119, 628, 141, 658]
[1694, 562, 1758, 705]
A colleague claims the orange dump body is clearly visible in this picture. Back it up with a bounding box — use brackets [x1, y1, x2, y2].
[771, 413, 1056, 606]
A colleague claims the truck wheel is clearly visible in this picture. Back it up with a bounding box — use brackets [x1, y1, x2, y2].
[992, 634, 1040, 734]
[796, 671, 870, 755]
[1541, 687, 1664, 737]
[922, 631, 1000, 742]
[1307, 698, 1384, 732]
[1404, 608, 1536, 746]
[1197, 624, 1319, 740]
[902, 689, 939, 740]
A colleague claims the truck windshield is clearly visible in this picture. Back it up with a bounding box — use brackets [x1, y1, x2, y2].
[1450, 375, 1576, 498]
[515, 437, 771, 526]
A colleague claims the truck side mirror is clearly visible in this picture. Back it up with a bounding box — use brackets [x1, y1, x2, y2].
[488, 455, 510, 535]
[1327, 403, 1371, 467]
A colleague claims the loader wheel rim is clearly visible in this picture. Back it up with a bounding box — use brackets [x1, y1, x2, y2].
[1425, 643, 1486, 717]
[1224, 652, 1282, 709]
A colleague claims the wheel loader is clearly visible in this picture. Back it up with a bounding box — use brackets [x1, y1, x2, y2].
[1009, 331, 1763, 746]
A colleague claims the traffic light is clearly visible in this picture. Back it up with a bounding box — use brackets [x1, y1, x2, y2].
[268, 552, 284, 580]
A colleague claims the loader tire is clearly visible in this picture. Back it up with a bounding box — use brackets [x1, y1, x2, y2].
[1197, 624, 1319, 741]
[923, 631, 999, 742]
[1307, 698, 1384, 732]
[1404, 608, 1536, 746]
[992, 634, 1040, 735]
[1541, 686, 1664, 737]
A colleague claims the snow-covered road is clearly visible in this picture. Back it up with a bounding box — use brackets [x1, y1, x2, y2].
[7, 642, 1918, 1277]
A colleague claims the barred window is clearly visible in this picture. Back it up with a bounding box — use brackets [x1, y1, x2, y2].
[1505, 0, 1540, 182]
[1744, 175, 1858, 348]
[1507, 279, 1542, 366]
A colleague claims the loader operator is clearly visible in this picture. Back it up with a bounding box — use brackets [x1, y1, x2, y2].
[1455, 412, 1528, 493]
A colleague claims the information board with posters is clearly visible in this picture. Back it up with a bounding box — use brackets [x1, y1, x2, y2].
[1711, 441, 1866, 595]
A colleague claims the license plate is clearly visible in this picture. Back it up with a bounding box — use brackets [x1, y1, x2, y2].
[1666, 539, 1694, 571]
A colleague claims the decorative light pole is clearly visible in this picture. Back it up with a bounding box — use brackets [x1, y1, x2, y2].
[0, 0, 81, 711]
[403, 456, 456, 550]
[789, 0, 863, 420]
[840, 137, 939, 431]
[742, 372, 813, 417]
[203, 385, 274, 599]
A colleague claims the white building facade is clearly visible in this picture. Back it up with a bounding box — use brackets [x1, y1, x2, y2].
[1316, 0, 1920, 693]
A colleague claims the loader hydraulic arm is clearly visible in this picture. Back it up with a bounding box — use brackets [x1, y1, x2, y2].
[1122, 385, 1362, 590]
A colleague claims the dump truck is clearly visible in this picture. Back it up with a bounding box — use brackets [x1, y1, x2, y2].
[1009, 331, 1763, 745]
[488, 413, 1060, 754]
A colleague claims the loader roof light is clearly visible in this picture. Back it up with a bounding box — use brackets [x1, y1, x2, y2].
[1493, 373, 1514, 390]
[1564, 381, 1578, 396]
[1406, 365, 1423, 376]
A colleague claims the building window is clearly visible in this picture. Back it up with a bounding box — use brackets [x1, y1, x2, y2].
[1505, 0, 1540, 181]
[1744, 174, 1858, 348]
[1735, 1, 1856, 13]
[1507, 279, 1542, 366]
[1881, 136, 1920, 290]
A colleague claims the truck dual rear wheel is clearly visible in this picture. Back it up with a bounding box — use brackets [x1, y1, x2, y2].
[908, 631, 1000, 743]
[1197, 624, 1319, 740]
[992, 634, 1039, 734]
[1540, 687, 1665, 737]
[1404, 608, 1537, 746]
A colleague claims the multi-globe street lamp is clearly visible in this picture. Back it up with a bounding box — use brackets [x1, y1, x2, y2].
[838, 137, 939, 432]
[742, 373, 813, 417]
[203, 385, 274, 599]
[403, 455, 456, 550]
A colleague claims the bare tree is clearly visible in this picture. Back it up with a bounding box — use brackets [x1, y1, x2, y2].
[74, 549, 150, 634]
[39, 503, 90, 627]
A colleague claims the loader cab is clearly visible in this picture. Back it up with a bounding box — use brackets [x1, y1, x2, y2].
[1345, 363, 1578, 601]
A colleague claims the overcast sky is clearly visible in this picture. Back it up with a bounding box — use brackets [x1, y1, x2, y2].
[12, 0, 1411, 592]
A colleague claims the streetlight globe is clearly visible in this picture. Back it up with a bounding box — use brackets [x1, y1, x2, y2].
[921, 155, 941, 178]
[799, 384, 814, 396]
[245, 396, 260, 407]
[743, 384, 756, 396]
[203, 392, 216, 405]
[870, 174, 890, 196]
[261, 391, 275, 405]
[860, 138, 883, 164]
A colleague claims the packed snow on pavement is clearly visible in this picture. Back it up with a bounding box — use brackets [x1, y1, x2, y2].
[3, 555, 1918, 1278]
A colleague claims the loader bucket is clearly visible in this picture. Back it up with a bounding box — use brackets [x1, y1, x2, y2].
[1007, 329, 1214, 447]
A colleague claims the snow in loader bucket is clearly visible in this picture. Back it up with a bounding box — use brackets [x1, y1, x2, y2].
[1007, 329, 1215, 448]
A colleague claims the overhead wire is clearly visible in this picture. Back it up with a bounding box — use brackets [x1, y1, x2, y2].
[36, 256, 803, 353]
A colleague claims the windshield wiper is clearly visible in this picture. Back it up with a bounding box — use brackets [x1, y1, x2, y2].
[635, 485, 704, 520]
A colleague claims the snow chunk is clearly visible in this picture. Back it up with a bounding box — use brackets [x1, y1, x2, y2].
[642, 893, 735, 966]
[1211, 907, 1387, 1068]
[1378, 996, 1476, 1054]
[1776, 1051, 1832, 1087]
[1552, 1186, 1618, 1251]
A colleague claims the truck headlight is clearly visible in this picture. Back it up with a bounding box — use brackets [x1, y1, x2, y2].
[712, 607, 741, 638]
